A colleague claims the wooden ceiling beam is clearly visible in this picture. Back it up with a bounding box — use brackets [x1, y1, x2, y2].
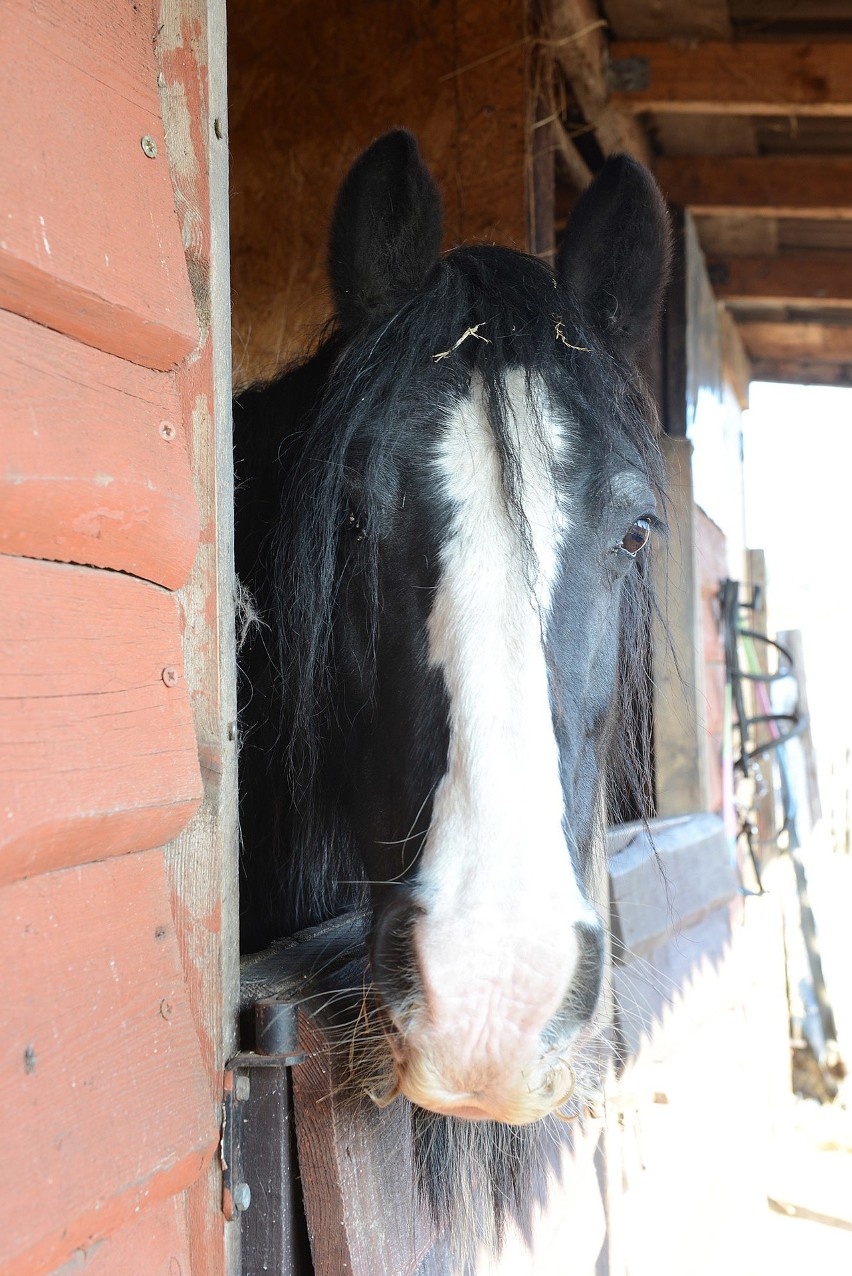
[708, 255, 852, 308]
[547, 1, 653, 166]
[748, 357, 852, 388]
[603, 0, 731, 41]
[656, 156, 852, 219]
[737, 321, 852, 362]
[609, 41, 852, 116]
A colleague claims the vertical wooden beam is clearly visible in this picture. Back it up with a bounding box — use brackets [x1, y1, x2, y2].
[662, 206, 688, 438]
[529, 108, 556, 260]
[156, 4, 239, 1275]
[654, 437, 711, 817]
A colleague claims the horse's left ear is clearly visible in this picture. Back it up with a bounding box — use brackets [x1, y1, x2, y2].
[556, 155, 670, 359]
[328, 130, 443, 333]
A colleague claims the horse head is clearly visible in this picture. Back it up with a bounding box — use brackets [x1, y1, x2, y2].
[236, 131, 670, 1135]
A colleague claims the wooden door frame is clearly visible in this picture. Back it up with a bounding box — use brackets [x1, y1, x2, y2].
[156, 4, 239, 1273]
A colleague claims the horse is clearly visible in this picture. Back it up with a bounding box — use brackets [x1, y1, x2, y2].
[234, 129, 670, 1254]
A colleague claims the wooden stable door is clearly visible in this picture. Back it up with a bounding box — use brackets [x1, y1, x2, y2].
[0, 2, 236, 1273]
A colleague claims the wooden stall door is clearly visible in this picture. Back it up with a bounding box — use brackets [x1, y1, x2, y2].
[0, 2, 236, 1273]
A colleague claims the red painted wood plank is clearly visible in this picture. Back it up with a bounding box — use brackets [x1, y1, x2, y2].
[0, 851, 217, 1276]
[156, 10, 238, 1275]
[48, 1195, 190, 1276]
[0, 310, 199, 589]
[0, 557, 203, 884]
[0, 0, 199, 370]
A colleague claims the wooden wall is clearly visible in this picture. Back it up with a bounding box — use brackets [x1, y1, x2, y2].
[0, 2, 235, 1272]
[228, 0, 534, 386]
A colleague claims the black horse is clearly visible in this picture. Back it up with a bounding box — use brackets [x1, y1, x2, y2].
[235, 130, 669, 1249]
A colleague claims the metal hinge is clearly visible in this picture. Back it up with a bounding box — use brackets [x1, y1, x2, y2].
[221, 999, 306, 1220]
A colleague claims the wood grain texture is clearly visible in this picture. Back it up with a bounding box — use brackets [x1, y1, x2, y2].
[228, 0, 530, 385]
[0, 0, 198, 370]
[292, 1015, 439, 1276]
[653, 437, 711, 817]
[749, 356, 852, 387]
[709, 254, 852, 307]
[610, 40, 852, 116]
[604, 0, 731, 38]
[48, 1195, 190, 1276]
[0, 851, 216, 1276]
[0, 557, 202, 884]
[0, 310, 199, 587]
[547, 0, 653, 167]
[695, 509, 728, 816]
[156, 4, 241, 1274]
[656, 156, 852, 219]
[738, 320, 852, 361]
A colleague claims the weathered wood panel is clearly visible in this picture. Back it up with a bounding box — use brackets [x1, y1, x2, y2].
[653, 437, 710, 817]
[49, 1195, 190, 1276]
[1, 850, 216, 1276]
[0, 0, 198, 369]
[0, 557, 202, 884]
[292, 1015, 439, 1275]
[653, 114, 758, 158]
[603, 0, 731, 39]
[546, 1, 653, 167]
[657, 156, 852, 219]
[709, 254, 852, 308]
[610, 41, 852, 116]
[696, 509, 728, 816]
[749, 357, 852, 387]
[0, 310, 199, 587]
[156, 4, 240, 1274]
[228, 0, 530, 384]
[738, 321, 852, 362]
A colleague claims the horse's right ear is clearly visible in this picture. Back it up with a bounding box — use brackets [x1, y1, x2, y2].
[328, 131, 443, 333]
[557, 155, 670, 360]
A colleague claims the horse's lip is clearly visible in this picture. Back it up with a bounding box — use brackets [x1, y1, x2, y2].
[442, 1102, 492, 1121]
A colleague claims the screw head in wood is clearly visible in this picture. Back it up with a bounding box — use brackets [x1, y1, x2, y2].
[232, 1182, 251, 1212]
[141, 134, 158, 158]
[162, 666, 179, 687]
[160, 420, 176, 441]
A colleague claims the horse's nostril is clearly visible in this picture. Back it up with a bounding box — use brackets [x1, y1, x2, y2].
[561, 920, 605, 1027]
[370, 890, 423, 1015]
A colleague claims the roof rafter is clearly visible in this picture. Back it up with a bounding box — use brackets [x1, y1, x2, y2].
[737, 320, 852, 363]
[656, 157, 852, 219]
[609, 41, 852, 116]
[709, 255, 852, 308]
[546, 0, 652, 166]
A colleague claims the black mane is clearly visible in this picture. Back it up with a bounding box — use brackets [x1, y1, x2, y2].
[236, 241, 663, 947]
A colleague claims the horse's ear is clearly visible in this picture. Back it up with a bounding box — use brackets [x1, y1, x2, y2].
[328, 130, 443, 333]
[556, 155, 670, 359]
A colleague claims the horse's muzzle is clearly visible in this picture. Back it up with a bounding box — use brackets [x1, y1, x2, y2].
[371, 901, 604, 1124]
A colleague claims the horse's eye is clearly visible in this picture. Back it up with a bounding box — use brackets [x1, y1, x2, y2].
[620, 518, 651, 556]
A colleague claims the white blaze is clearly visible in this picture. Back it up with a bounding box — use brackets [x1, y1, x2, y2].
[411, 371, 596, 1096]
